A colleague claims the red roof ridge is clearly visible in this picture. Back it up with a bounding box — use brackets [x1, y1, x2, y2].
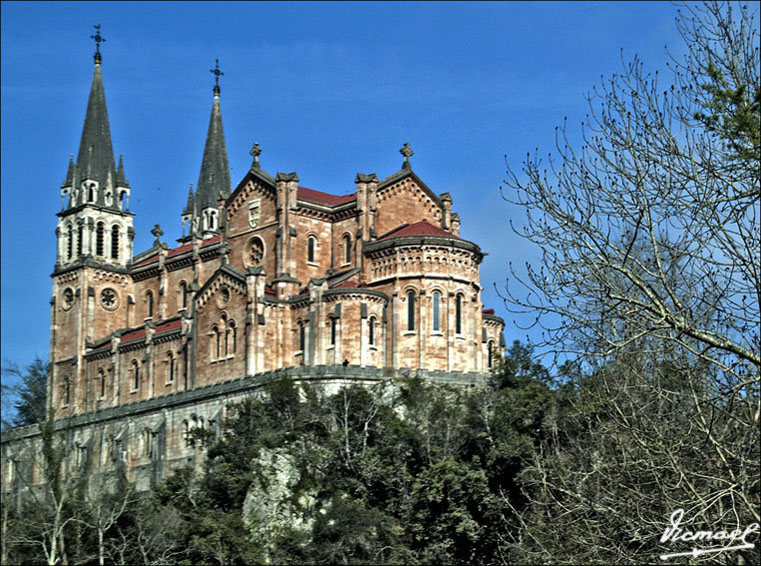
[380, 220, 456, 240]
[298, 186, 356, 207]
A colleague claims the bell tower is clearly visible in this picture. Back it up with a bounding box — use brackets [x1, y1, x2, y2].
[50, 26, 135, 414]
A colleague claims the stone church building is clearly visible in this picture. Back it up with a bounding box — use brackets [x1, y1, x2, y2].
[2, 39, 504, 491]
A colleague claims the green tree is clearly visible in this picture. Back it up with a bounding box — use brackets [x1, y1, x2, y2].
[1, 357, 48, 428]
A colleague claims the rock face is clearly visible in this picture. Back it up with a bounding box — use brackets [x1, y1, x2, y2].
[242, 446, 321, 559]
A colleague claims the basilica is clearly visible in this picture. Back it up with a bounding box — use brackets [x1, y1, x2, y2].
[3, 35, 504, 489]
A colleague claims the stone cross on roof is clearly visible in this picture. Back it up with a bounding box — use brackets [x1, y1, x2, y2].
[400, 142, 414, 170]
[91, 24, 106, 63]
[250, 142, 262, 169]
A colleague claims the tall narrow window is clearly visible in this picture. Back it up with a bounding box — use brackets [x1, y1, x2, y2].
[132, 361, 139, 391]
[64, 377, 71, 406]
[456, 294, 463, 335]
[432, 291, 441, 331]
[299, 322, 306, 352]
[214, 326, 221, 359]
[88, 185, 95, 202]
[229, 321, 236, 354]
[96, 222, 105, 256]
[180, 281, 188, 309]
[146, 291, 154, 319]
[343, 235, 351, 264]
[330, 317, 337, 346]
[407, 291, 416, 331]
[307, 236, 316, 263]
[488, 341, 494, 368]
[119, 191, 125, 210]
[67, 226, 73, 259]
[77, 224, 83, 256]
[111, 225, 119, 259]
[99, 369, 105, 398]
[168, 352, 175, 383]
[368, 316, 376, 346]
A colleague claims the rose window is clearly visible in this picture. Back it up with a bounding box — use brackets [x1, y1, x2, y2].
[101, 288, 118, 310]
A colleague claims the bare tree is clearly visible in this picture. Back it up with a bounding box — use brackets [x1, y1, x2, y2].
[503, 0, 759, 382]
[501, 2, 760, 563]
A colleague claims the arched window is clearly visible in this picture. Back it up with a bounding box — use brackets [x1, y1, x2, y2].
[212, 325, 221, 360]
[98, 369, 106, 398]
[67, 225, 74, 260]
[119, 191, 125, 210]
[77, 224, 83, 256]
[343, 235, 351, 264]
[368, 316, 376, 346]
[132, 361, 139, 391]
[228, 320, 236, 355]
[183, 420, 191, 447]
[180, 281, 188, 309]
[407, 291, 416, 332]
[299, 322, 306, 352]
[96, 222, 105, 256]
[111, 225, 119, 259]
[167, 352, 175, 383]
[146, 291, 154, 319]
[88, 185, 95, 202]
[307, 236, 316, 263]
[456, 294, 463, 335]
[432, 291, 441, 332]
[488, 341, 495, 368]
[330, 317, 337, 346]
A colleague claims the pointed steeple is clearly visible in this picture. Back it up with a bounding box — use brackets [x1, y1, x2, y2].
[116, 155, 129, 187]
[62, 155, 77, 188]
[195, 60, 232, 213]
[75, 40, 118, 195]
[183, 184, 195, 216]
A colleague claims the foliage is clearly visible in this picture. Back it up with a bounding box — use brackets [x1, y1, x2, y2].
[1, 356, 48, 428]
[2, 344, 555, 565]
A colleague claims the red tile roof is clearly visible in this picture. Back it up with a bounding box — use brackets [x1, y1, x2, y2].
[133, 235, 223, 267]
[333, 280, 360, 289]
[380, 221, 456, 240]
[482, 308, 495, 316]
[134, 254, 158, 267]
[156, 318, 182, 334]
[298, 186, 356, 207]
[168, 242, 193, 257]
[120, 327, 146, 343]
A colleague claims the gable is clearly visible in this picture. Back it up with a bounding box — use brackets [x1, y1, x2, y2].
[375, 172, 444, 236]
[195, 266, 247, 313]
[226, 173, 277, 236]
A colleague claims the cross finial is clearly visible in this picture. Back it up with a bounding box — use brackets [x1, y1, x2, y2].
[249, 142, 262, 169]
[151, 224, 163, 244]
[210, 58, 224, 95]
[91, 24, 106, 64]
[400, 142, 414, 169]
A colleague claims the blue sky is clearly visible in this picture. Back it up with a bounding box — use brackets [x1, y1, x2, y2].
[1, 1, 691, 378]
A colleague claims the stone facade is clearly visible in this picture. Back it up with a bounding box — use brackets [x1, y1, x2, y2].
[2, 46, 505, 492]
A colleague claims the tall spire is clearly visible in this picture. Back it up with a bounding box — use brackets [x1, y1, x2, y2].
[195, 59, 232, 213]
[75, 24, 118, 196]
